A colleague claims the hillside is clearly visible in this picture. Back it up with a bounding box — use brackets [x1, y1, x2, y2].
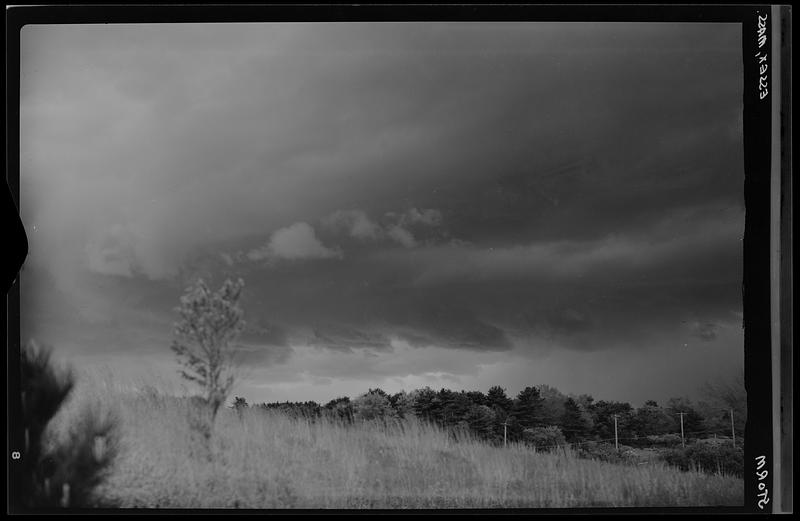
[46, 378, 743, 509]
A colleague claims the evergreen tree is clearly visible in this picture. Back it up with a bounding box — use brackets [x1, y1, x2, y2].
[411, 387, 439, 423]
[487, 386, 513, 417]
[561, 397, 593, 442]
[696, 374, 746, 438]
[590, 400, 634, 440]
[389, 391, 416, 419]
[18, 341, 118, 508]
[512, 386, 544, 429]
[465, 390, 488, 407]
[665, 397, 704, 437]
[463, 404, 496, 441]
[486, 386, 513, 441]
[437, 389, 458, 426]
[630, 400, 677, 437]
[538, 384, 567, 427]
[438, 390, 472, 427]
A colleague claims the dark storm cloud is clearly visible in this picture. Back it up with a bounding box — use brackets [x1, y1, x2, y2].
[227, 206, 740, 356]
[309, 324, 391, 353]
[308, 324, 393, 353]
[238, 321, 290, 348]
[388, 305, 513, 352]
[20, 22, 743, 402]
[234, 342, 293, 367]
[690, 322, 720, 342]
[21, 23, 742, 280]
[239, 195, 740, 356]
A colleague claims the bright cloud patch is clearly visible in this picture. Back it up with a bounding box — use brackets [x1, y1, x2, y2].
[322, 207, 443, 248]
[386, 225, 417, 248]
[322, 209, 384, 240]
[248, 222, 342, 261]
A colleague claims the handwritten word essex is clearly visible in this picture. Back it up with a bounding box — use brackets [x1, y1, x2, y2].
[756, 13, 769, 100]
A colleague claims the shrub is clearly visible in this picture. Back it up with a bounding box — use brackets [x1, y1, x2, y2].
[577, 441, 628, 464]
[322, 397, 354, 424]
[18, 340, 118, 509]
[232, 396, 249, 418]
[647, 433, 683, 447]
[353, 390, 397, 422]
[661, 439, 743, 477]
[389, 391, 416, 419]
[523, 426, 567, 452]
[45, 406, 118, 507]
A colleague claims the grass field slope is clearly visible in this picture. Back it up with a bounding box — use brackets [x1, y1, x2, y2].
[47, 376, 743, 509]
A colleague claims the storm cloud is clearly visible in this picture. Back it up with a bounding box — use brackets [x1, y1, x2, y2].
[20, 22, 743, 405]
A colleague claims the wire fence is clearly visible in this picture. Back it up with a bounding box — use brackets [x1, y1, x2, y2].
[526, 428, 743, 452]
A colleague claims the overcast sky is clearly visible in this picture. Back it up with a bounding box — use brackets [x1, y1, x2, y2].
[20, 22, 744, 406]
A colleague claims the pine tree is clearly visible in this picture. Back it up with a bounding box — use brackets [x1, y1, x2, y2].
[171, 278, 246, 440]
[487, 386, 513, 417]
[389, 391, 416, 419]
[411, 387, 439, 422]
[463, 404, 496, 441]
[561, 397, 593, 442]
[591, 400, 634, 440]
[631, 400, 677, 437]
[665, 397, 704, 437]
[538, 384, 567, 426]
[487, 386, 515, 442]
[512, 386, 544, 429]
[18, 341, 118, 509]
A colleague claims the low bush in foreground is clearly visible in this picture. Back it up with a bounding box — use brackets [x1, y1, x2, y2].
[18, 341, 118, 509]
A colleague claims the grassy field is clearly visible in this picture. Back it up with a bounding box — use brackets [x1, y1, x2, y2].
[46, 375, 744, 509]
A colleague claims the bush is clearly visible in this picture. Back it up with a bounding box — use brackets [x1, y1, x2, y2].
[661, 439, 743, 477]
[18, 340, 118, 509]
[45, 406, 118, 507]
[624, 433, 683, 449]
[577, 441, 629, 464]
[353, 390, 397, 422]
[322, 397, 354, 424]
[523, 426, 566, 452]
[645, 433, 683, 447]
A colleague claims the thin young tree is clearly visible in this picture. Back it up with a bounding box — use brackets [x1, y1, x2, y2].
[171, 278, 246, 438]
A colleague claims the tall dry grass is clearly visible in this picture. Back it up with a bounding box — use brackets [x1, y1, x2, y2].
[48, 374, 744, 509]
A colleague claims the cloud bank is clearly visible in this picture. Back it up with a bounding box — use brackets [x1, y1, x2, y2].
[20, 22, 744, 404]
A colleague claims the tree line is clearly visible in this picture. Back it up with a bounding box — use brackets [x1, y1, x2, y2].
[171, 276, 745, 477]
[169, 277, 746, 452]
[238, 382, 745, 450]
